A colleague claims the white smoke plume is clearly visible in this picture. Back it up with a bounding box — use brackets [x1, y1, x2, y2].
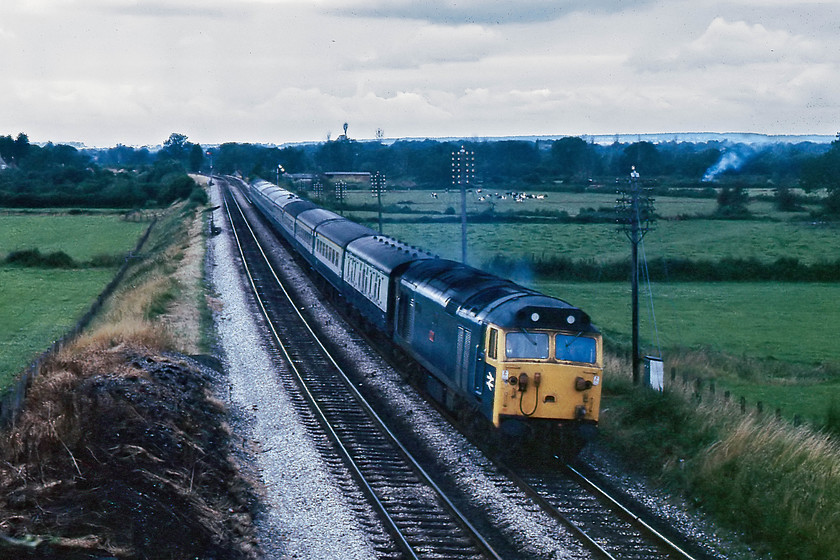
[702, 150, 745, 182]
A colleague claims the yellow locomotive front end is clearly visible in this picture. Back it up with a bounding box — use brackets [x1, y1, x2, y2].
[484, 325, 603, 431]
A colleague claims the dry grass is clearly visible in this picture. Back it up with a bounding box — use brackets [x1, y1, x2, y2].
[0, 195, 259, 557]
[83, 201, 206, 354]
[601, 348, 840, 559]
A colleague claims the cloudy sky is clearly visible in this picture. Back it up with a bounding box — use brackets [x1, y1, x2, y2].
[1, 0, 837, 147]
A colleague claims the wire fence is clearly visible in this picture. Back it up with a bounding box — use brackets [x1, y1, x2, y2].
[0, 219, 157, 428]
[666, 366, 806, 427]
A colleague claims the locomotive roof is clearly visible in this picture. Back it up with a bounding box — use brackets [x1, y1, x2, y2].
[400, 259, 595, 333]
[316, 219, 376, 247]
[346, 235, 436, 275]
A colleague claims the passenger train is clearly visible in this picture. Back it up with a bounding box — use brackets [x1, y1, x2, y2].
[247, 179, 603, 454]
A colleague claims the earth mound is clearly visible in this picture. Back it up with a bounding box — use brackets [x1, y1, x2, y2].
[0, 345, 258, 559]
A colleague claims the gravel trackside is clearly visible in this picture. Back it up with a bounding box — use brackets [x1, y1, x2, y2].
[207, 183, 380, 559]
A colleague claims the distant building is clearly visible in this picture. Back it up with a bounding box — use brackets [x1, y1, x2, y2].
[323, 171, 371, 183]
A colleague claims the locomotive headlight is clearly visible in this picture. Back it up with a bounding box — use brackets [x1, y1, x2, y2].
[530, 312, 540, 322]
[566, 315, 576, 325]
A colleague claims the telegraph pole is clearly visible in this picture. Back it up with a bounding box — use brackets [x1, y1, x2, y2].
[616, 166, 654, 384]
[451, 146, 475, 264]
[334, 180, 346, 215]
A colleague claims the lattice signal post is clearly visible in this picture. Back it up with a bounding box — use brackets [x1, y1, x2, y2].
[452, 146, 475, 264]
[616, 167, 655, 385]
[371, 171, 386, 234]
[334, 179, 347, 215]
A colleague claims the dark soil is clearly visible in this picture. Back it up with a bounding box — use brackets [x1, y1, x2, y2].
[0, 344, 259, 559]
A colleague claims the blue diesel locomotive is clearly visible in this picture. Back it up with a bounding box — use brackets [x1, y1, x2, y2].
[248, 179, 603, 450]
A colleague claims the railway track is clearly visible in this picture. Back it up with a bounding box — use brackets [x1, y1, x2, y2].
[219, 178, 501, 560]
[217, 175, 715, 560]
[505, 457, 704, 560]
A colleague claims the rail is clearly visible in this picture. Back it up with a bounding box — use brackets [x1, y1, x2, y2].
[223, 179, 502, 560]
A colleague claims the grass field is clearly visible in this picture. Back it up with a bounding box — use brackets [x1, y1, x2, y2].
[532, 281, 840, 365]
[377, 220, 840, 268]
[0, 213, 147, 389]
[338, 187, 818, 220]
[0, 268, 115, 387]
[0, 213, 147, 262]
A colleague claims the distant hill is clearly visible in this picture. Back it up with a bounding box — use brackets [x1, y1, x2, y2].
[374, 132, 836, 147]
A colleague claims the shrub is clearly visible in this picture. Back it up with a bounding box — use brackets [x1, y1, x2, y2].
[5, 248, 77, 268]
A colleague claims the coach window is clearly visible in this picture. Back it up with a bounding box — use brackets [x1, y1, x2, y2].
[488, 328, 498, 360]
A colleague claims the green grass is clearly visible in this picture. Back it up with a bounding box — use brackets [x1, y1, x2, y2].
[378, 220, 840, 268]
[0, 268, 115, 388]
[339, 187, 819, 220]
[535, 280, 840, 427]
[0, 212, 148, 388]
[0, 213, 146, 262]
[532, 281, 840, 364]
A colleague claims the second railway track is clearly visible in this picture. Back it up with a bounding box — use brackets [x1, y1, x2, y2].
[221, 178, 500, 560]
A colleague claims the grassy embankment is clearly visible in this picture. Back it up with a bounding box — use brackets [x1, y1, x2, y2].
[78, 181, 211, 353]
[360, 187, 840, 560]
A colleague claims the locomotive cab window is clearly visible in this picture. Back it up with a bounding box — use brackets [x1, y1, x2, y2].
[488, 328, 498, 360]
[505, 331, 549, 360]
[555, 334, 597, 364]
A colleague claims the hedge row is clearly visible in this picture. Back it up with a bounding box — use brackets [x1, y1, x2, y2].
[484, 254, 840, 282]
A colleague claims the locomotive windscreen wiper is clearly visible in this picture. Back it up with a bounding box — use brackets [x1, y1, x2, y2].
[565, 330, 583, 348]
[520, 328, 538, 346]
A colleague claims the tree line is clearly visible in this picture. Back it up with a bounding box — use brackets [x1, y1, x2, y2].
[0, 133, 206, 209]
[3, 131, 840, 215]
[192, 134, 837, 216]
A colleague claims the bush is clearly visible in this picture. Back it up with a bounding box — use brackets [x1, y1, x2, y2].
[5, 248, 77, 268]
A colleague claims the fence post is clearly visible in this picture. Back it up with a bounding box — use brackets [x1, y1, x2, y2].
[740, 396, 746, 414]
[757, 401, 764, 414]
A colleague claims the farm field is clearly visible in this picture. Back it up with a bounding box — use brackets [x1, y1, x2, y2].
[378, 220, 840, 269]
[338, 187, 817, 220]
[0, 268, 115, 387]
[0, 213, 147, 261]
[0, 212, 147, 388]
[532, 281, 840, 366]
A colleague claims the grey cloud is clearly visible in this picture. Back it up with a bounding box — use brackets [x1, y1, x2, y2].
[328, 0, 646, 25]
